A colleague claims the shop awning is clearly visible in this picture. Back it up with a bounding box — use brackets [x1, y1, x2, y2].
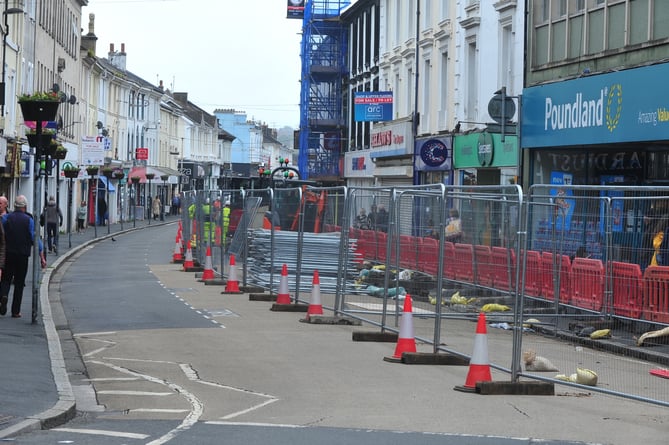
[127, 166, 181, 184]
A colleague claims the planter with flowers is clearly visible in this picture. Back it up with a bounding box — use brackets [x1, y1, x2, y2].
[113, 170, 125, 180]
[101, 167, 114, 178]
[160, 174, 169, 182]
[18, 91, 60, 122]
[53, 143, 67, 160]
[26, 128, 55, 149]
[145, 173, 155, 181]
[86, 166, 99, 177]
[62, 165, 80, 179]
[130, 176, 141, 185]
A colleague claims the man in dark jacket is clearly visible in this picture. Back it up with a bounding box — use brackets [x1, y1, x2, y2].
[0, 195, 34, 317]
[41, 195, 63, 254]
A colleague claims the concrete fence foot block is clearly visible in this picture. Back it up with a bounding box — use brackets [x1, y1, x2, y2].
[301, 315, 361, 325]
[241, 285, 265, 293]
[401, 352, 469, 366]
[203, 279, 226, 286]
[270, 303, 309, 312]
[249, 293, 276, 301]
[477, 381, 555, 396]
[352, 331, 398, 342]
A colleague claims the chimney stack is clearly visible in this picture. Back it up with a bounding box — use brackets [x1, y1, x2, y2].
[80, 13, 98, 57]
[108, 43, 127, 71]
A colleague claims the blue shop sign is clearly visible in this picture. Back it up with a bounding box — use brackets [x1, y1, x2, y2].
[522, 63, 669, 148]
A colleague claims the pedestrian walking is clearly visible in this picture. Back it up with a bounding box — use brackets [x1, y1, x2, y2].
[41, 196, 63, 254]
[77, 200, 87, 232]
[152, 195, 162, 220]
[0, 195, 34, 318]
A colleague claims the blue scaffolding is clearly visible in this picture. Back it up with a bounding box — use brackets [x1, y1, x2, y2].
[298, 0, 350, 182]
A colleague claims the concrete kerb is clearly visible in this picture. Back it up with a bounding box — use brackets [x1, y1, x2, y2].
[0, 224, 163, 440]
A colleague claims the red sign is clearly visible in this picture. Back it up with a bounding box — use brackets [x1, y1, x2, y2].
[135, 147, 149, 160]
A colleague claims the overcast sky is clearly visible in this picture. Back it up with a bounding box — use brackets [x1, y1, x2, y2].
[83, 0, 304, 129]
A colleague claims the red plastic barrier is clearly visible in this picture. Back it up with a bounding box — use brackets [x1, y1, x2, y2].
[400, 235, 416, 269]
[521, 250, 542, 297]
[323, 224, 333, 233]
[376, 231, 388, 263]
[442, 241, 455, 280]
[570, 258, 605, 311]
[453, 243, 474, 282]
[359, 229, 378, 262]
[420, 237, 439, 276]
[610, 261, 643, 319]
[540, 252, 571, 303]
[642, 266, 669, 323]
[474, 245, 493, 287]
[491, 247, 516, 291]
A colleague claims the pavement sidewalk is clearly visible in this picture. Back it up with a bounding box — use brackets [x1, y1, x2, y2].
[0, 215, 178, 439]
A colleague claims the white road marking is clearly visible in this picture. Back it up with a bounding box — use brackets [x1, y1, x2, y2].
[179, 363, 279, 420]
[74, 331, 117, 337]
[206, 421, 304, 428]
[88, 359, 203, 445]
[51, 428, 149, 439]
[97, 390, 174, 396]
[83, 377, 140, 382]
[130, 408, 190, 413]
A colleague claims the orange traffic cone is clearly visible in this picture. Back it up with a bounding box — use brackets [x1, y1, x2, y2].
[223, 255, 241, 293]
[183, 241, 194, 270]
[455, 312, 492, 392]
[172, 233, 184, 263]
[306, 270, 323, 319]
[201, 246, 215, 280]
[275, 264, 292, 305]
[386, 294, 416, 362]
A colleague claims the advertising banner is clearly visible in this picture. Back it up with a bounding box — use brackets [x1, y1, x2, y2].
[354, 91, 393, 122]
[286, 0, 305, 19]
[81, 136, 105, 165]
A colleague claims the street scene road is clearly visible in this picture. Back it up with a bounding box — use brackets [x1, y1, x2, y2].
[0, 221, 666, 444]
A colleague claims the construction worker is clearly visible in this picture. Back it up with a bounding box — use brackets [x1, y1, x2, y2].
[202, 198, 213, 245]
[222, 200, 231, 245]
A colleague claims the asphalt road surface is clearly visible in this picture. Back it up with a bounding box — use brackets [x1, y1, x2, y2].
[8, 223, 667, 445]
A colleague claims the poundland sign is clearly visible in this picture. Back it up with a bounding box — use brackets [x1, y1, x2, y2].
[522, 63, 669, 148]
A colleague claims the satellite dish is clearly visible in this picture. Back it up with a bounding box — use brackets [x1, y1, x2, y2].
[101, 129, 109, 137]
[52, 83, 60, 93]
[69, 95, 77, 105]
[96, 121, 103, 129]
[59, 92, 67, 103]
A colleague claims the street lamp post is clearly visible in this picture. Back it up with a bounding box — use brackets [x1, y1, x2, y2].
[146, 173, 154, 224]
[160, 174, 168, 221]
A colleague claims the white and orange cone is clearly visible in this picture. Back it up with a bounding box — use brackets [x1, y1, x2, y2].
[183, 241, 194, 270]
[172, 233, 184, 263]
[306, 270, 324, 319]
[224, 254, 240, 293]
[455, 312, 492, 392]
[275, 264, 292, 305]
[201, 246, 215, 280]
[389, 294, 417, 360]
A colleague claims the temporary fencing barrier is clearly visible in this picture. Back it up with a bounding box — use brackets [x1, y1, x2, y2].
[196, 181, 669, 407]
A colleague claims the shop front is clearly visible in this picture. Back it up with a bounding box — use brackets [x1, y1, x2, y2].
[453, 131, 518, 186]
[521, 62, 669, 187]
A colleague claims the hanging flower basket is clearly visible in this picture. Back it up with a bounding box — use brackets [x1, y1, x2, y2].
[130, 176, 141, 184]
[18, 91, 60, 122]
[160, 174, 169, 181]
[113, 171, 125, 180]
[86, 167, 99, 176]
[53, 146, 67, 160]
[145, 173, 155, 180]
[63, 168, 80, 179]
[101, 168, 114, 178]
